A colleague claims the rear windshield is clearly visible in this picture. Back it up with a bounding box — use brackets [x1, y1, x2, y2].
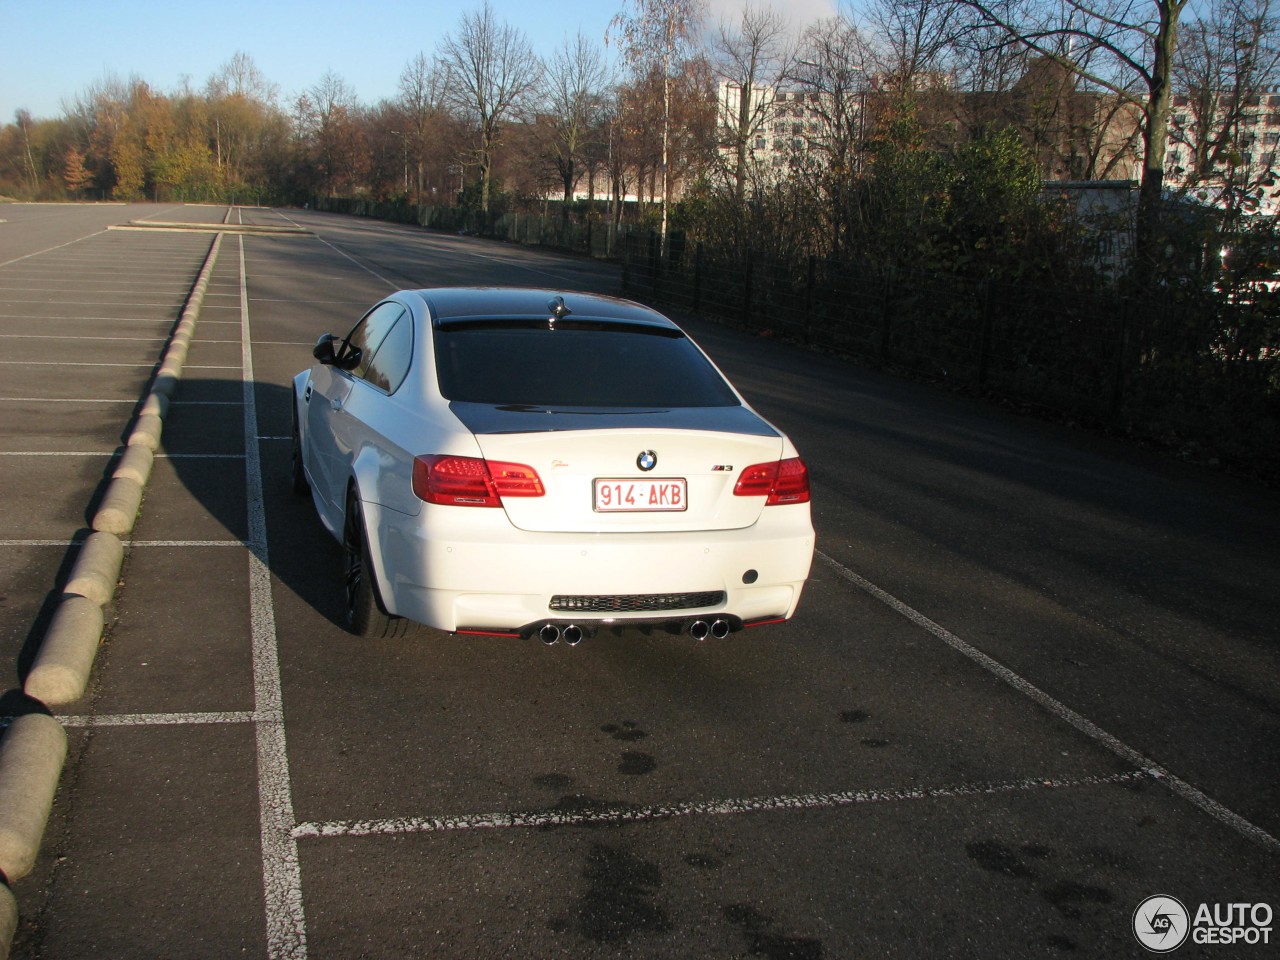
[434, 324, 740, 408]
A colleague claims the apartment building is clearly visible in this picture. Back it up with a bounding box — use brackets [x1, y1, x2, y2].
[1166, 91, 1280, 215]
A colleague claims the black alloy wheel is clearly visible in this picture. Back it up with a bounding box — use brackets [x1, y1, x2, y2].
[290, 404, 310, 496]
[341, 493, 407, 638]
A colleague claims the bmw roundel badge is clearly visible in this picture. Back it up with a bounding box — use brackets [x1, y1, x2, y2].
[637, 450, 657, 471]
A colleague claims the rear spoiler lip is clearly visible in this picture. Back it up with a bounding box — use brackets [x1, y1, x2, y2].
[448, 400, 780, 437]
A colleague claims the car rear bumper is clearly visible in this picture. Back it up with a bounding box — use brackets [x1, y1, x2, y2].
[368, 501, 814, 634]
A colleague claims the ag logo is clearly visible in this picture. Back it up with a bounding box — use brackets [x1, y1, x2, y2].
[1134, 895, 1190, 953]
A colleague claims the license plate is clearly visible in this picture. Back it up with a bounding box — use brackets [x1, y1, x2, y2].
[593, 478, 687, 512]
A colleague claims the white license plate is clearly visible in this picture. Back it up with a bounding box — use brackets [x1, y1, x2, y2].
[593, 478, 687, 512]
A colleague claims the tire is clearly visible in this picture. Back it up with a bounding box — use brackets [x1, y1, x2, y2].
[342, 493, 409, 639]
[291, 404, 310, 497]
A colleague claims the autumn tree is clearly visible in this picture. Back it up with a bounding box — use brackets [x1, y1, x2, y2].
[439, 0, 543, 213]
[297, 71, 365, 197]
[206, 52, 281, 192]
[63, 147, 92, 196]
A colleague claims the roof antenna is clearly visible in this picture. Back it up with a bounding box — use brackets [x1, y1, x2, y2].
[547, 295, 571, 328]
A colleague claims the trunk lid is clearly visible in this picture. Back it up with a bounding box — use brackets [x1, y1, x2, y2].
[452, 402, 783, 533]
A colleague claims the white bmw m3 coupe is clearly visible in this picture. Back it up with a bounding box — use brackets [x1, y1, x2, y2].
[292, 287, 814, 642]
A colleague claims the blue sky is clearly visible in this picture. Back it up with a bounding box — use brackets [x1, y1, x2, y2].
[2, 0, 837, 122]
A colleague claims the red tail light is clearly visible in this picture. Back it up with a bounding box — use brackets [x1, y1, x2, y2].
[413, 455, 544, 507]
[733, 457, 810, 505]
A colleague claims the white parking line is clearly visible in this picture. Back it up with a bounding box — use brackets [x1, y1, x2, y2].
[294, 769, 1153, 839]
[0, 334, 167, 343]
[0, 361, 156, 368]
[815, 550, 1280, 853]
[239, 236, 308, 960]
[0, 539, 244, 547]
[0, 321, 176, 330]
[58, 712, 255, 727]
[0, 452, 245, 459]
[0, 397, 138, 403]
[0, 230, 107, 268]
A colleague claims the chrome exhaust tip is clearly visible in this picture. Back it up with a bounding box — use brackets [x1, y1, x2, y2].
[711, 619, 731, 639]
[689, 620, 710, 641]
[539, 624, 561, 645]
[562, 624, 584, 646]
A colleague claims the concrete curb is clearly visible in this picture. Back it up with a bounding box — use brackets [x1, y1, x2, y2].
[92, 476, 144, 535]
[140, 392, 169, 419]
[127, 413, 164, 450]
[23, 597, 105, 706]
[0, 714, 68, 881]
[113, 444, 154, 487]
[1, 882, 16, 960]
[63, 532, 124, 606]
[109, 220, 309, 236]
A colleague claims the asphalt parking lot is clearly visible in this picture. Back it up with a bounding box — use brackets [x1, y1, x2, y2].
[0, 204, 1276, 959]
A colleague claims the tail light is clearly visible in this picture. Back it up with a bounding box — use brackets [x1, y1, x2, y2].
[733, 457, 810, 505]
[413, 455, 544, 507]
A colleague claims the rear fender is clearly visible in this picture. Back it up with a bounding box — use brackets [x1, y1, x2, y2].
[348, 457, 404, 619]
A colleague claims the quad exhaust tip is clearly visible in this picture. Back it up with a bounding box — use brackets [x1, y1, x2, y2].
[689, 619, 731, 641]
[539, 623, 585, 646]
[540, 619, 731, 644]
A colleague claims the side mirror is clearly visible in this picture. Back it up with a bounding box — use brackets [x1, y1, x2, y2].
[336, 345, 362, 371]
[313, 333, 362, 371]
[313, 333, 339, 364]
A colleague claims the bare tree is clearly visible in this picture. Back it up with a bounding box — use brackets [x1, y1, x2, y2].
[867, 0, 960, 91]
[543, 32, 611, 204]
[713, 3, 795, 203]
[208, 51, 279, 103]
[608, 0, 707, 248]
[439, 0, 543, 213]
[789, 15, 877, 256]
[399, 52, 451, 205]
[953, 0, 1191, 284]
[1170, 0, 1280, 213]
[14, 110, 40, 191]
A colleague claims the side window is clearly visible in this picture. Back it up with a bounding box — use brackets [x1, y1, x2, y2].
[362, 313, 413, 394]
[341, 302, 405, 380]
